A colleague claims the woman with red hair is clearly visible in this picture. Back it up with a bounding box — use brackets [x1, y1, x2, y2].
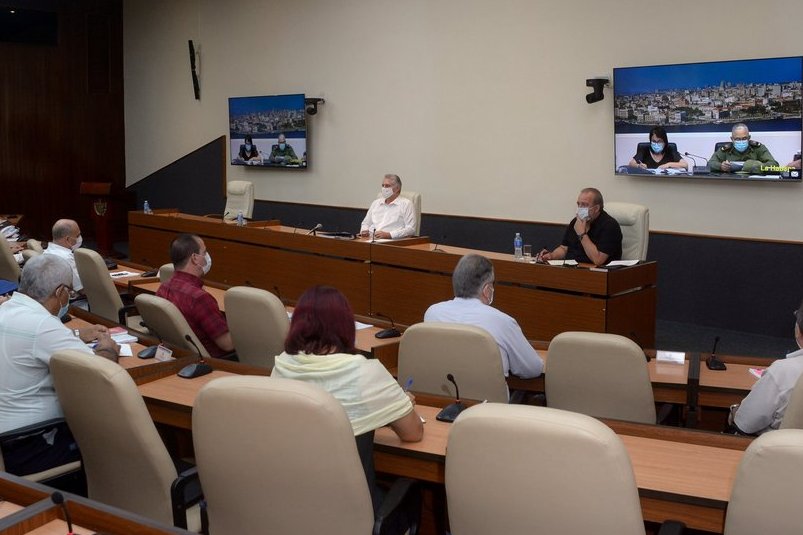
[272, 285, 423, 442]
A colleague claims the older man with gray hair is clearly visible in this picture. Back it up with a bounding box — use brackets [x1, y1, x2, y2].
[424, 254, 544, 378]
[359, 174, 416, 239]
[0, 255, 119, 476]
[708, 123, 778, 174]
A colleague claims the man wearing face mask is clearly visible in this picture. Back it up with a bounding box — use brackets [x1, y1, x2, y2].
[730, 300, 803, 434]
[43, 219, 84, 294]
[424, 254, 543, 379]
[708, 123, 778, 174]
[0, 255, 119, 475]
[359, 174, 416, 239]
[268, 133, 299, 165]
[538, 187, 622, 266]
[238, 134, 260, 162]
[156, 233, 234, 358]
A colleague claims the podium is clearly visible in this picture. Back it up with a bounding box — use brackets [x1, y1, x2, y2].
[79, 181, 120, 258]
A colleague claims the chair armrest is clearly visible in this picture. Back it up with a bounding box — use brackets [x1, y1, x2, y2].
[657, 520, 686, 535]
[170, 464, 204, 529]
[117, 303, 138, 326]
[374, 477, 421, 535]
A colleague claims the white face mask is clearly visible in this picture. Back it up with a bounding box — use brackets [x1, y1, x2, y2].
[576, 207, 590, 221]
[381, 187, 394, 199]
[202, 252, 212, 275]
[71, 235, 83, 251]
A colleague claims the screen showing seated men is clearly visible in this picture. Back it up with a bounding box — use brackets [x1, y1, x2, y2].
[614, 56, 802, 181]
[229, 93, 308, 168]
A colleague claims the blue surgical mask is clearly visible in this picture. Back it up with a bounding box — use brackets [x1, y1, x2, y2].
[576, 207, 590, 221]
[279, 143, 286, 150]
[57, 288, 69, 319]
[244, 143, 252, 151]
[650, 142, 665, 153]
[733, 140, 749, 153]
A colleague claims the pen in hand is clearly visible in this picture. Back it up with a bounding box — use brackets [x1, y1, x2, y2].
[403, 377, 414, 391]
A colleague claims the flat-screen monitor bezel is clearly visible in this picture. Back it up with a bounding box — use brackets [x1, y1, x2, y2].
[229, 93, 308, 169]
[613, 56, 802, 182]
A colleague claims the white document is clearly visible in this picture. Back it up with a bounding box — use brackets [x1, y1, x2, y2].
[607, 260, 639, 267]
[655, 350, 685, 365]
[547, 259, 578, 266]
[109, 271, 138, 278]
[112, 332, 138, 344]
[118, 344, 133, 357]
[355, 321, 372, 330]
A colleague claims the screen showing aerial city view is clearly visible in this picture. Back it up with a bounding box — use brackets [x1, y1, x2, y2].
[614, 56, 802, 180]
[229, 93, 307, 168]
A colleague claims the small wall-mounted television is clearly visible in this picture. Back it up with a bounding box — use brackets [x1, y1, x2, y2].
[229, 93, 307, 168]
[614, 56, 802, 181]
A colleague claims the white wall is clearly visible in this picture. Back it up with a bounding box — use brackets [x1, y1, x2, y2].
[124, 0, 803, 241]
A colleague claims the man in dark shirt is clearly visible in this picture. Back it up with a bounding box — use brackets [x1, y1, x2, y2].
[156, 234, 234, 358]
[539, 188, 622, 266]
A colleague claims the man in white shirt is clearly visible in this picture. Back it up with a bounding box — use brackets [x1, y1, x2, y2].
[42, 218, 84, 293]
[359, 174, 416, 239]
[731, 300, 803, 434]
[0, 255, 119, 475]
[424, 254, 544, 379]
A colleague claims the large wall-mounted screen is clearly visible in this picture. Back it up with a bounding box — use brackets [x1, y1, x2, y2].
[229, 93, 307, 168]
[614, 56, 802, 181]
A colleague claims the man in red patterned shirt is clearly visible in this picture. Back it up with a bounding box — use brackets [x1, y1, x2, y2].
[156, 234, 234, 358]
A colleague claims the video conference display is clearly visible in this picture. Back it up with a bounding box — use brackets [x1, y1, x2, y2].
[614, 56, 802, 181]
[229, 93, 307, 168]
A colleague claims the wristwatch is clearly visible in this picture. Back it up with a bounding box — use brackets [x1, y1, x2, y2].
[73, 329, 81, 337]
[577, 232, 586, 240]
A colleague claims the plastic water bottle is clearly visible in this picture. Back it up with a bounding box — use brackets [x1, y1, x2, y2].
[236, 210, 245, 227]
[514, 233, 523, 260]
[143, 200, 152, 214]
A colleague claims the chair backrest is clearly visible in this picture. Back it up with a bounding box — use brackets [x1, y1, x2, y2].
[446, 403, 646, 535]
[605, 202, 649, 261]
[50, 350, 178, 524]
[546, 331, 656, 424]
[224, 180, 254, 220]
[398, 322, 509, 403]
[0, 241, 21, 282]
[74, 248, 124, 322]
[377, 190, 422, 235]
[779, 372, 803, 429]
[193, 375, 374, 535]
[158, 263, 174, 284]
[26, 239, 44, 253]
[715, 141, 730, 152]
[134, 293, 210, 357]
[724, 429, 803, 535]
[224, 286, 288, 369]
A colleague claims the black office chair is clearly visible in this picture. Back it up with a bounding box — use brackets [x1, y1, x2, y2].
[714, 141, 730, 152]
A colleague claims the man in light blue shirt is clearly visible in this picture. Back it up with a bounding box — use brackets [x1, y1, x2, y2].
[424, 254, 544, 378]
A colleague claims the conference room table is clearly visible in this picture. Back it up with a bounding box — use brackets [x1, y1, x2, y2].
[127, 210, 658, 345]
[0, 471, 191, 534]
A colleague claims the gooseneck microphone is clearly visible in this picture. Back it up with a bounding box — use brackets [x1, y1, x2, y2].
[436, 373, 467, 423]
[185, 334, 203, 357]
[138, 321, 163, 359]
[706, 335, 727, 371]
[51, 492, 74, 535]
[306, 223, 323, 236]
[684, 152, 710, 174]
[372, 312, 401, 339]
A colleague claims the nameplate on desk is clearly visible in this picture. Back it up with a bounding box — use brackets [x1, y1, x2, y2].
[655, 350, 685, 365]
[547, 259, 578, 267]
[155, 344, 174, 362]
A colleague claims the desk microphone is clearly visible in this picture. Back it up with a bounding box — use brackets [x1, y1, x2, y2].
[223, 211, 230, 221]
[432, 243, 446, 253]
[138, 320, 163, 359]
[51, 492, 74, 535]
[184, 334, 203, 357]
[372, 312, 401, 339]
[684, 152, 710, 174]
[706, 335, 727, 371]
[306, 223, 323, 236]
[436, 373, 466, 423]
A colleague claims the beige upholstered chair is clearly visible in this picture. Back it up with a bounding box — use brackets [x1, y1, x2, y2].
[0, 240, 21, 282]
[158, 263, 174, 283]
[74, 248, 139, 327]
[605, 202, 649, 261]
[446, 404, 648, 534]
[779, 373, 803, 429]
[224, 286, 288, 369]
[724, 429, 803, 535]
[545, 331, 656, 424]
[375, 190, 422, 235]
[134, 293, 210, 357]
[224, 180, 254, 220]
[50, 350, 202, 530]
[192, 376, 375, 535]
[398, 322, 508, 403]
[26, 238, 44, 253]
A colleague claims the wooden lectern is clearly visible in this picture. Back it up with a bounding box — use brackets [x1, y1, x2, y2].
[79, 181, 117, 257]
